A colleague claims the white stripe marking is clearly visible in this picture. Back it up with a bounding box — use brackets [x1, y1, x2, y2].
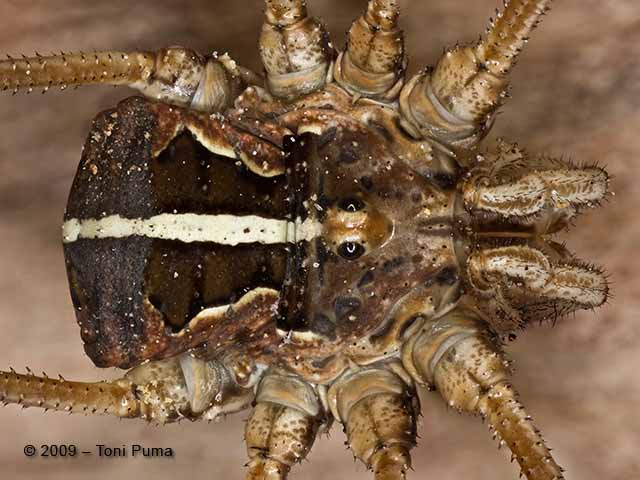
[62, 213, 321, 245]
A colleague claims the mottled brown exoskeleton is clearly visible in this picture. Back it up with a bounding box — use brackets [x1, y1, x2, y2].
[0, 1, 611, 479]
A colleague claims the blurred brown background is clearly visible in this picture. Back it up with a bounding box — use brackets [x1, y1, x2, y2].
[0, 1, 638, 479]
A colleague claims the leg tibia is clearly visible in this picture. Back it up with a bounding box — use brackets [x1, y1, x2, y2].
[328, 366, 417, 480]
[0, 368, 140, 417]
[0, 51, 153, 93]
[245, 371, 323, 480]
[403, 310, 564, 480]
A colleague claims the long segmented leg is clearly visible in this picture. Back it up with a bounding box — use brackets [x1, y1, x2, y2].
[260, 0, 333, 100]
[0, 48, 252, 112]
[334, 0, 406, 100]
[0, 354, 254, 424]
[400, 0, 552, 146]
[403, 309, 565, 480]
[328, 364, 418, 480]
[245, 370, 325, 480]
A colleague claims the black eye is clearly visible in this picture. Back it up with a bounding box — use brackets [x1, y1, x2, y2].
[338, 242, 366, 260]
[338, 197, 365, 213]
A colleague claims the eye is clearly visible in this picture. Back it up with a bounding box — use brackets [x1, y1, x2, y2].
[338, 197, 365, 213]
[337, 242, 366, 260]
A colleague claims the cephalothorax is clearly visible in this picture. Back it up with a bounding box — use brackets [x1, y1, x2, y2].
[0, 1, 610, 479]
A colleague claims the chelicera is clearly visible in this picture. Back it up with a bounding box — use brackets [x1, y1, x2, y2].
[0, 1, 611, 479]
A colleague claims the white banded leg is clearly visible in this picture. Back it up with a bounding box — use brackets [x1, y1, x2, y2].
[402, 309, 565, 480]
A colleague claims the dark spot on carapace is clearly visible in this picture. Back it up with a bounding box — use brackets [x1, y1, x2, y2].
[317, 127, 338, 148]
[358, 270, 375, 288]
[359, 176, 374, 191]
[334, 296, 362, 322]
[434, 266, 459, 286]
[338, 146, 359, 164]
[283, 135, 298, 151]
[383, 257, 405, 273]
[430, 171, 458, 189]
[368, 120, 395, 144]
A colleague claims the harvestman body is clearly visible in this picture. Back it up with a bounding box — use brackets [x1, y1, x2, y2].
[0, 1, 610, 479]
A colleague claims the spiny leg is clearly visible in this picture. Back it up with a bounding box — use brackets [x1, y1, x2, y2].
[245, 370, 325, 479]
[0, 48, 250, 112]
[334, 0, 406, 99]
[0, 368, 143, 418]
[400, 0, 552, 146]
[403, 309, 564, 480]
[328, 365, 418, 480]
[260, 0, 333, 100]
[0, 354, 254, 424]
